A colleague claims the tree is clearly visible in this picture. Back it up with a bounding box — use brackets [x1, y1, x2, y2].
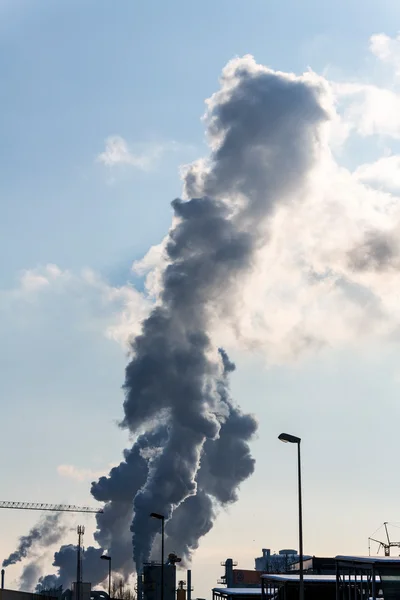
[111, 577, 135, 600]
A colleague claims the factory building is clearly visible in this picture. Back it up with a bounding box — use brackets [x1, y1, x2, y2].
[138, 563, 177, 600]
[254, 549, 302, 574]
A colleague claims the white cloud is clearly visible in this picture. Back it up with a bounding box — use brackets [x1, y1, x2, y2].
[334, 82, 400, 138]
[353, 155, 400, 193]
[97, 135, 193, 172]
[329, 33, 400, 140]
[370, 32, 400, 75]
[1, 264, 149, 347]
[97, 136, 164, 171]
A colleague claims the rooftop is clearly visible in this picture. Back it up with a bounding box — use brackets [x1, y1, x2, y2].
[213, 588, 262, 596]
[262, 575, 337, 583]
[336, 555, 400, 565]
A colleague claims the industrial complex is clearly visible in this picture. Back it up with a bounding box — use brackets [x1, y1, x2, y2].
[3, 544, 400, 600]
[3, 504, 400, 598]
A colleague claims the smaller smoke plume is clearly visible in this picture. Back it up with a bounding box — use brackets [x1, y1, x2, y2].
[3, 514, 67, 568]
[20, 562, 43, 592]
[37, 545, 107, 591]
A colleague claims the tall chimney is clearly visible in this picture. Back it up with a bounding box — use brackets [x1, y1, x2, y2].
[137, 572, 143, 600]
[1, 568, 5, 589]
[225, 559, 233, 588]
[187, 570, 191, 600]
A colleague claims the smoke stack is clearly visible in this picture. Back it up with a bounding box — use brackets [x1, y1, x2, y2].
[2, 568, 5, 589]
[187, 570, 191, 600]
[225, 559, 233, 588]
[137, 572, 143, 600]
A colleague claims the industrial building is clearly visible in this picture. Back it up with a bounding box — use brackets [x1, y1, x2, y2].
[288, 556, 336, 574]
[138, 563, 177, 600]
[254, 550, 301, 574]
[260, 555, 400, 599]
[214, 551, 400, 599]
[218, 548, 301, 590]
[212, 588, 264, 600]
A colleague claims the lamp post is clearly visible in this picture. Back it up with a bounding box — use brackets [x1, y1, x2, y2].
[278, 433, 304, 600]
[150, 513, 165, 600]
[101, 555, 111, 599]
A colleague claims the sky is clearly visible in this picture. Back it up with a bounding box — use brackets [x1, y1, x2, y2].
[3, 0, 400, 598]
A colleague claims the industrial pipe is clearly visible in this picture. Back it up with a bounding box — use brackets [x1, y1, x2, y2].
[1, 568, 5, 589]
[187, 570, 191, 600]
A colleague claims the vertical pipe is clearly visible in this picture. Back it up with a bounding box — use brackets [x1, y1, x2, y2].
[161, 517, 165, 600]
[187, 570, 191, 600]
[1, 569, 4, 590]
[372, 566, 376, 600]
[297, 442, 304, 600]
[137, 573, 143, 600]
[335, 561, 339, 600]
[108, 559, 111, 599]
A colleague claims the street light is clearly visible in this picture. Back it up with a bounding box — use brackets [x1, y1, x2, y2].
[100, 555, 111, 599]
[278, 433, 304, 600]
[150, 513, 165, 600]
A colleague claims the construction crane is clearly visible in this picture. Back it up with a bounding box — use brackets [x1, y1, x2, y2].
[0, 501, 103, 514]
[368, 522, 400, 556]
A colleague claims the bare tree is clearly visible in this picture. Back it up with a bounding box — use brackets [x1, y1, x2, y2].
[111, 577, 135, 600]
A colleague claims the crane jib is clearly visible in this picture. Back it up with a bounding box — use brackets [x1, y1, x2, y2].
[0, 501, 103, 513]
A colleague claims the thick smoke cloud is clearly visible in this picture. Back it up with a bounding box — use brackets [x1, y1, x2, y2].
[3, 514, 67, 568]
[19, 54, 330, 586]
[37, 545, 107, 591]
[121, 56, 328, 569]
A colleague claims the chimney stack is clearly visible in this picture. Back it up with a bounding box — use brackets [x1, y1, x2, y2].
[187, 570, 191, 600]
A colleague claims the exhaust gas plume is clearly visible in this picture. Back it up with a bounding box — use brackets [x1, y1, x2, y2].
[3, 514, 67, 568]
[121, 55, 327, 569]
[27, 54, 330, 586]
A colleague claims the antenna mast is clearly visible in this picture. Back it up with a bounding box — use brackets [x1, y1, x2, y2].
[76, 525, 85, 600]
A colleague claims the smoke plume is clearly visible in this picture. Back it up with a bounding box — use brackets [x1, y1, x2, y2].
[26, 54, 331, 585]
[37, 545, 107, 591]
[3, 514, 67, 568]
[120, 56, 327, 568]
[20, 563, 43, 592]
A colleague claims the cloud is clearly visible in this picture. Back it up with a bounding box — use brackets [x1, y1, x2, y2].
[1, 264, 149, 346]
[370, 32, 400, 76]
[353, 155, 400, 193]
[334, 82, 400, 138]
[97, 136, 163, 171]
[97, 135, 193, 172]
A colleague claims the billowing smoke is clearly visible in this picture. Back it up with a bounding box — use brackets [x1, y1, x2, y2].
[34, 429, 169, 590]
[3, 514, 67, 568]
[37, 545, 107, 591]
[121, 56, 327, 569]
[20, 563, 42, 592]
[21, 54, 330, 585]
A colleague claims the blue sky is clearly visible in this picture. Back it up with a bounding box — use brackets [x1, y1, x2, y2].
[3, 0, 400, 598]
